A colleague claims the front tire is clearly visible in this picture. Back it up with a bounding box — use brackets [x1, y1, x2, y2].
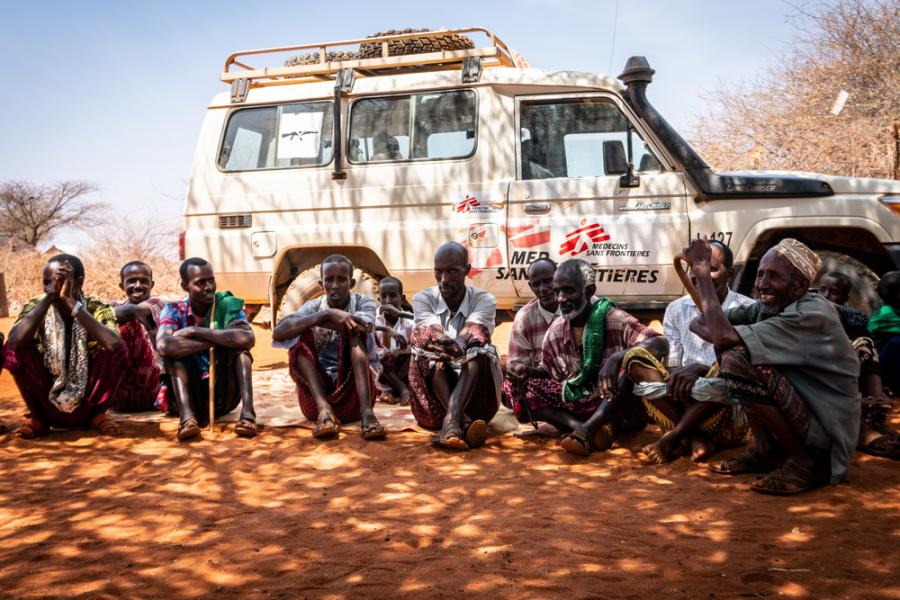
[812, 250, 881, 314]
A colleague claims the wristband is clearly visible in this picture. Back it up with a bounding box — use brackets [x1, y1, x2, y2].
[71, 301, 84, 318]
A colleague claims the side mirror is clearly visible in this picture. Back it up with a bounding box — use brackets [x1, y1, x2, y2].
[603, 141, 627, 175]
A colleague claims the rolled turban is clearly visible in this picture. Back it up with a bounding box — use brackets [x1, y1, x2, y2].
[770, 238, 822, 282]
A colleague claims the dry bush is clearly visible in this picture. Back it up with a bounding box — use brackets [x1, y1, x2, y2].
[691, 0, 900, 179]
[0, 218, 182, 315]
[79, 217, 182, 303]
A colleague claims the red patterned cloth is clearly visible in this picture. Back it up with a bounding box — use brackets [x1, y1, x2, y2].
[108, 320, 161, 412]
[407, 325, 500, 429]
[288, 330, 375, 423]
[4, 342, 127, 428]
[542, 304, 660, 381]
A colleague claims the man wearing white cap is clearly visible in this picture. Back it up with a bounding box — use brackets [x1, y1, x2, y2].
[681, 238, 860, 495]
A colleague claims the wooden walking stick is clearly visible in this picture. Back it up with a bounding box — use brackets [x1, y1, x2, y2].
[674, 251, 704, 315]
[208, 293, 217, 433]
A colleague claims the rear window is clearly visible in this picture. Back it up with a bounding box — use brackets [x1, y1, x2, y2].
[218, 101, 334, 171]
[349, 90, 477, 163]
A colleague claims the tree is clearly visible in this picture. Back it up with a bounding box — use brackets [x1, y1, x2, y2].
[691, 0, 900, 179]
[0, 180, 106, 247]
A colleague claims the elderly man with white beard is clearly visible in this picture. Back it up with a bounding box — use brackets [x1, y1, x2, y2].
[514, 258, 667, 456]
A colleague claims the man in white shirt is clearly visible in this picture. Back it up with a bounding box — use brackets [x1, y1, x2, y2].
[408, 242, 501, 450]
[627, 240, 753, 463]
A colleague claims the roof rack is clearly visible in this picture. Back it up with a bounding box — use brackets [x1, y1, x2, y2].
[221, 27, 519, 88]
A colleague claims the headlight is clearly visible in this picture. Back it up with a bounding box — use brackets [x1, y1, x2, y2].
[880, 195, 900, 216]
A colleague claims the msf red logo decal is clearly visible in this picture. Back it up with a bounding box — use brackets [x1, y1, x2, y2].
[560, 220, 610, 256]
[455, 195, 481, 213]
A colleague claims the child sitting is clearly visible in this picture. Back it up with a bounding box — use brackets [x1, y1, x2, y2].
[374, 276, 414, 405]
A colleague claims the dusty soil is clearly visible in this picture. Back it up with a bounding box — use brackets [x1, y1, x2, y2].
[0, 320, 898, 599]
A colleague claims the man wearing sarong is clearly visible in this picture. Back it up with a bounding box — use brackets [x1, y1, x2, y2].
[5, 254, 126, 437]
[409, 242, 501, 450]
[110, 261, 166, 412]
[534, 259, 666, 456]
[684, 238, 860, 494]
[627, 241, 753, 464]
[272, 255, 385, 440]
[157, 257, 257, 441]
[503, 258, 558, 416]
[819, 271, 895, 457]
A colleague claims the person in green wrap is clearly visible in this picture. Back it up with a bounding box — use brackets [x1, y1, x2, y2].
[532, 259, 667, 455]
[157, 258, 257, 441]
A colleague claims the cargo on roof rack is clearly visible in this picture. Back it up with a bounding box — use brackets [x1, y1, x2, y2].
[221, 27, 518, 87]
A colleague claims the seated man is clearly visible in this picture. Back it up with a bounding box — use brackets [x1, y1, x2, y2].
[109, 260, 166, 412]
[685, 238, 860, 494]
[536, 259, 666, 455]
[628, 240, 753, 464]
[503, 258, 558, 420]
[157, 257, 257, 441]
[409, 242, 501, 450]
[869, 271, 900, 390]
[819, 271, 895, 456]
[272, 255, 385, 440]
[5, 254, 126, 437]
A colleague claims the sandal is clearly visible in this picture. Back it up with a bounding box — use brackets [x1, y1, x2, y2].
[708, 449, 781, 475]
[177, 417, 201, 442]
[751, 458, 829, 496]
[464, 419, 488, 449]
[313, 413, 340, 439]
[234, 419, 259, 438]
[16, 418, 48, 439]
[90, 413, 121, 436]
[433, 422, 469, 450]
[560, 429, 591, 456]
[859, 434, 900, 460]
[360, 418, 387, 440]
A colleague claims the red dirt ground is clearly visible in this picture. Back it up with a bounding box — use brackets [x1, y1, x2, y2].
[0, 320, 898, 599]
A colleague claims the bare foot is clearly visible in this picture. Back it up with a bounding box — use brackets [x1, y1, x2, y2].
[398, 387, 412, 406]
[690, 437, 716, 462]
[641, 434, 678, 465]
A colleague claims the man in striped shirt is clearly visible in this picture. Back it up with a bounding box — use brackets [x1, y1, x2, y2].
[503, 258, 558, 419]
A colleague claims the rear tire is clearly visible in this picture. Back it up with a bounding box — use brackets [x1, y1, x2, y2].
[812, 250, 881, 314]
[276, 265, 379, 322]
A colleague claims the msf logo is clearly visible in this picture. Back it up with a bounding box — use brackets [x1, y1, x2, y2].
[455, 195, 481, 213]
[560, 220, 610, 256]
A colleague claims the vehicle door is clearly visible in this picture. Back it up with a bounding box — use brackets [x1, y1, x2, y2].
[507, 93, 691, 308]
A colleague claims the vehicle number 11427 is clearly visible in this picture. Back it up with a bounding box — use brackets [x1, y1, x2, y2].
[695, 231, 733, 246]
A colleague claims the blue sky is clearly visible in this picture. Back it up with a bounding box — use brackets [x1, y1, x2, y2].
[0, 0, 799, 248]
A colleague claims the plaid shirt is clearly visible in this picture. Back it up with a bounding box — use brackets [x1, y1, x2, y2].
[158, 296, 247, 377]
[508, 297, 557, 368]
[542, 300, 660, 380]
[663, 290, 754, 368]
[17, 294, 117, 355]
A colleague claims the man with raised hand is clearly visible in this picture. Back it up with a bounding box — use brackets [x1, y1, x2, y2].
[5, 254, 125, 437]
[686, 238, 860, 495]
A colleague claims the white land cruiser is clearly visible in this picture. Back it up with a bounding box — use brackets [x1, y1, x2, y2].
[182, 28, 900, 321]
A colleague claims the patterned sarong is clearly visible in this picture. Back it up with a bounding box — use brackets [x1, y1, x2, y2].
[623, 346, 749, 446]
[719, 345, 812, 444]
[288, 330, 375, 423]
[4, 342, 127, 428]
[407, 325, 500, 429]
[109, 320, 161, 412]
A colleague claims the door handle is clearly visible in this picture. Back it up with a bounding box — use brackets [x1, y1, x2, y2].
[524, 202, 551, 214]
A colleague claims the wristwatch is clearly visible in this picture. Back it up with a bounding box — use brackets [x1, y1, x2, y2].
[71, 301, 84, 318]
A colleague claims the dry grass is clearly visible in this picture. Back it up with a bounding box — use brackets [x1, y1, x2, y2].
[0, 217, 181, 314]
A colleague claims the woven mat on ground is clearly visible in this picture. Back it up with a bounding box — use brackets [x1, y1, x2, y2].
[111, 368, 559, 438]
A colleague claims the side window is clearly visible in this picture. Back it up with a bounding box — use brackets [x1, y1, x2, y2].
[218, 101, 333, 172]
[349, 90, 476, 163]
[519, 98, 660, 180]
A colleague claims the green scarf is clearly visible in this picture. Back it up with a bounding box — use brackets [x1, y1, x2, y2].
[201, 291, 245, 330]
[563, 297, 614, 403]
[868, 304, 900, 349]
